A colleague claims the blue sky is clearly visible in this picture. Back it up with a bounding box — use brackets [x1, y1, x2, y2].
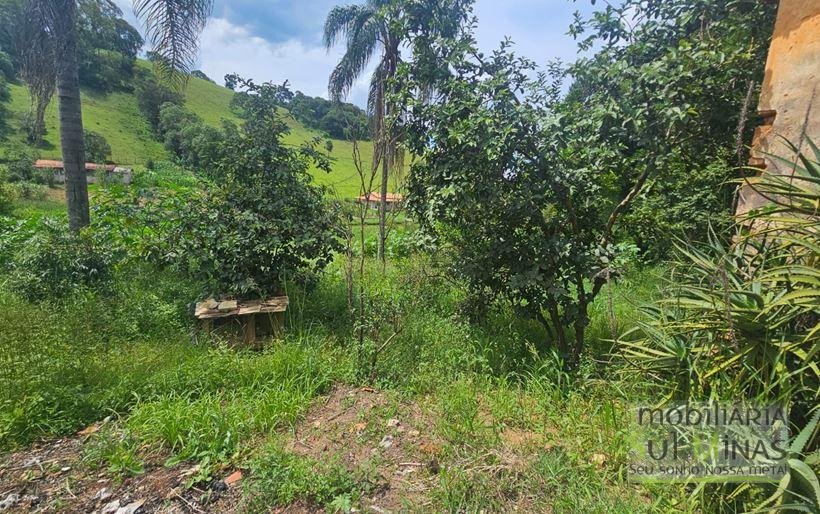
[117, 0, 602, 107]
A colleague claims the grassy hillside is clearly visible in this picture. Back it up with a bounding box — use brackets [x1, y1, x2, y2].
[3, 63, 391, 198]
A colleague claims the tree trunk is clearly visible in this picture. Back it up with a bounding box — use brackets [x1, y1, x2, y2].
[54, 0, 89, 232]
[377, 103, 389, 265]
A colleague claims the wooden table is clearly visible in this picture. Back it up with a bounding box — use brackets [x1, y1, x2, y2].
[194, 296, 289, 347]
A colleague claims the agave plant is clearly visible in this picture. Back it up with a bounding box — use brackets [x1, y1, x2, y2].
[617, 138, 818, 422]
[617, 138, 819, 511]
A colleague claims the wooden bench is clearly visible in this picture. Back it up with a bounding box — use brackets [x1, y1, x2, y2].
[194, 296, 289, 347]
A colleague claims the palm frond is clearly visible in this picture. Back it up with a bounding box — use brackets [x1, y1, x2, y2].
[323, 4, 365, 50]
[134, 0, 213, 87]
[328, 18, 381, 101]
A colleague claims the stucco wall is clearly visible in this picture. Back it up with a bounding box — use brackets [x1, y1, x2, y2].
[735, 0, 819, 216]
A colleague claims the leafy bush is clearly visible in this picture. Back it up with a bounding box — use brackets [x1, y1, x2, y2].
[157, 104, 221, 171]
[3, 144, 37, 182]
[5, 218, 114, 301]
[100, 78, 344, 299]
[191, 69, 214, 83]
[289, 91, 371, 140]
[135, 73, 184, 132]
[11, 181, 46, 200]
[0, 182, 15, 215]
[84, 130, 112, 163]
[165, 178, 342, 298]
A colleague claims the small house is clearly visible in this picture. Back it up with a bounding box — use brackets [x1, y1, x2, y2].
[33, 160, 133, 185]
[357, 192, 403, 211]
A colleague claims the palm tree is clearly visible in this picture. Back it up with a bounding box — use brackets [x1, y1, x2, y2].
[324, 0, 402, 263]
[27, 0, 212, 232]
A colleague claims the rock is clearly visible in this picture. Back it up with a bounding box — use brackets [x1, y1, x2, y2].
[0, 493, 20, 511]
[60, 466, 71, 473]
[386, 418, 400, 428]
[22, 457, 41, 468]
[224, 470, 243, 487]
[95, 488, 112, 501]
[209, 479, 227, 493]
[378, 435, 394, 449]
[115, 499, 145, 514]
[101, 499, 120, 514]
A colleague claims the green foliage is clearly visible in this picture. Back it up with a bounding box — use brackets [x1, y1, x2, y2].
[566, 0, 776, 257]
[99, 78, 345, 298]
[191, 69, 214, 83]
[617, 142, 819, 512]
[0, 181, 15, 215]
[4, 218, 113, 301]
[0, 49, 9, 140]
[75, 0, 143, 91]
[0, 48, 13, 79]
[245, 443, 372, 511]
[135, 72, 185, 132]
[2, 143, 36, 181]
[157, 103, 221, 169]
[399, 33, 610, 363]
[10, 181, 47, 200]
[83, 129, 112, 163]
[288, 91, 370, 140]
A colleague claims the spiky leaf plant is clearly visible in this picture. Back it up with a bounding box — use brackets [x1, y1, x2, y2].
[617, 138, 818, 435]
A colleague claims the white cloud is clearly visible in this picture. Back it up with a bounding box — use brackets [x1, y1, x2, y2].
[197, 18, 374, 106]
[112, 1, 603, 109]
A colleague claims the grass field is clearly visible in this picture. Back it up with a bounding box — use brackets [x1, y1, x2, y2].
[3, 61, 390, 199]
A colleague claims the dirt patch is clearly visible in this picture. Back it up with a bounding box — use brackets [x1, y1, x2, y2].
[0, 386, 445, 513]
[285, 385, 443, 512]
[0, 435, 242, 513]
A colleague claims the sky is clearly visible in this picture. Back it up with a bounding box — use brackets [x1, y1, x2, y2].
[115, 0, 602, 108]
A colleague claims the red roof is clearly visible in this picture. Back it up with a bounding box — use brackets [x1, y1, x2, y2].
[357, 192, 403, 203]
[34, 160, 116, 172]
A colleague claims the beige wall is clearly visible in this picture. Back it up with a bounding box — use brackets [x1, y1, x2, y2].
[736, 0, 820, 216]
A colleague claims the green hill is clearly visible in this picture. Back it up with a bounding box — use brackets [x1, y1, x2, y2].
[4, 64, 388, 198]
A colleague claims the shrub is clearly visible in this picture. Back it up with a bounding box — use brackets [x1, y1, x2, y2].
[165, 172, 343, 298]
[135, 74, 184, 132]
[6, 218, 114, 301]
[12, 181, 47, 200]
[84, 130, 112, 163]
[3, 145, 37, 182]
[146, 77, 344, 298]
[191, 69, 214, 83]
[0, 182, 15, 215]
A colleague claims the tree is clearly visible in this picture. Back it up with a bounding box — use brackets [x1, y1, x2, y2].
[135, 73, 185, 133]
[96, 77, 344, 298]
[565, 0, 776, 257]
[21, 0, 213, 232]
[83, 130, 111, 163]
[324, 0, 403, 263]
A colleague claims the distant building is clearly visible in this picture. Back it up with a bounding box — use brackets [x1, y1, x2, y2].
[33, 160, 132, 185]
[357, 192, 403, 211]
